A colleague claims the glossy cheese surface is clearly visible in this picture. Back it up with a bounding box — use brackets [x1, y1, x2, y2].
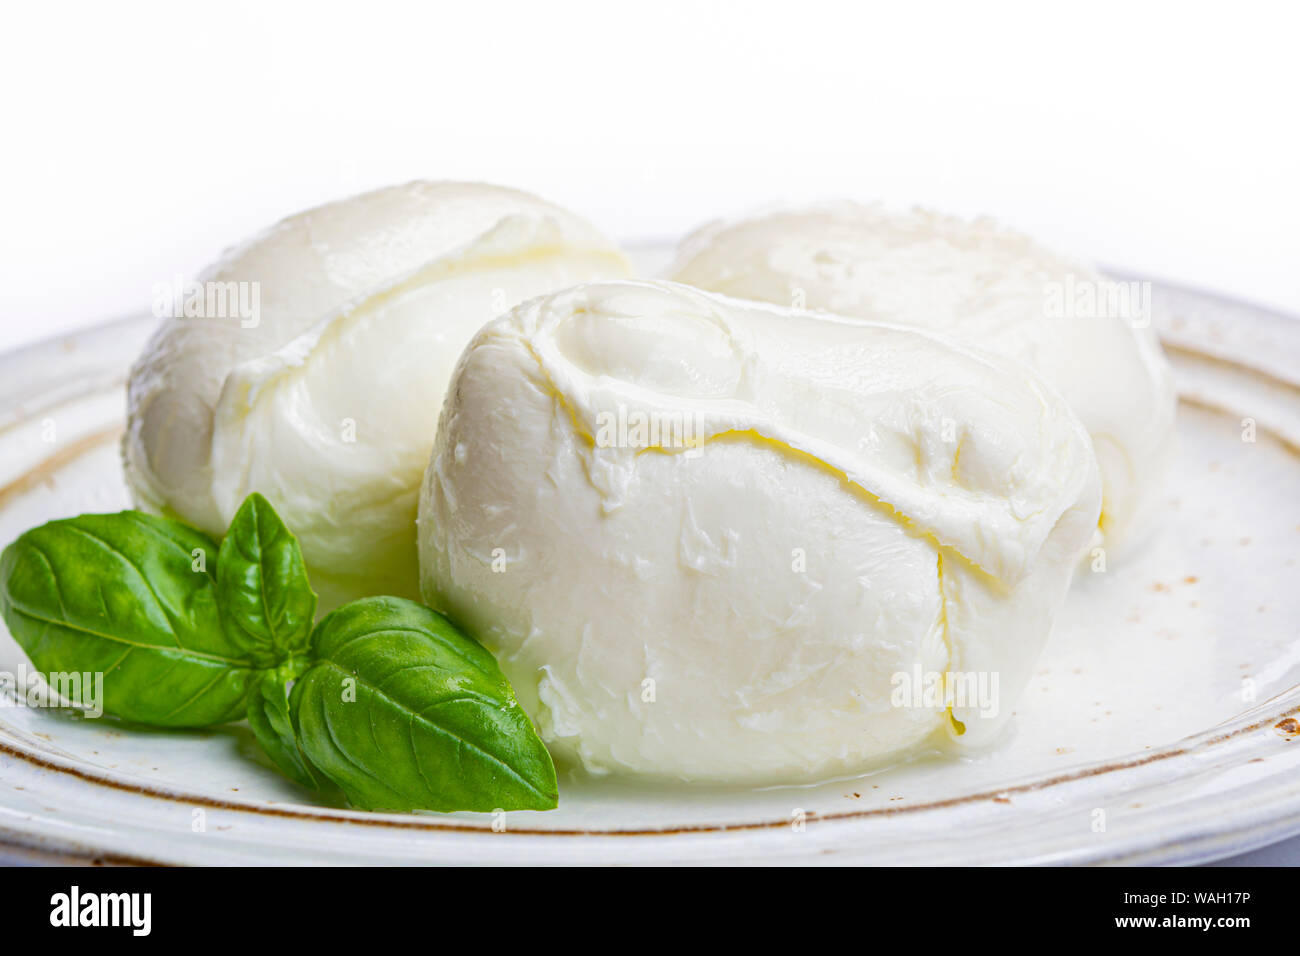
[418, 279, 1102, 782]
[669, 205, 1176, 554]
[124, 182, 629, 605]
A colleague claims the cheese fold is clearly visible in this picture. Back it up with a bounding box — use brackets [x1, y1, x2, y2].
[124, 182, 629, 606]
[418, 279, 1101, 782]
[669, 205, 1176, 555]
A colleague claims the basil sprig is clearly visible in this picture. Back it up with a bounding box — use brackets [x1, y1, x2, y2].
[0, 494, 557, 813]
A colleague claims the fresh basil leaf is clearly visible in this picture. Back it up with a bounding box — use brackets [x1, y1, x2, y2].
[0, 511, 253, 726]
[247, 663, 320, 789]
[217, 493, 315, 667]
[292, 596, 558, 813]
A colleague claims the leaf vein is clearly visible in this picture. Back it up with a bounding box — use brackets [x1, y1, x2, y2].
[318, 660, 547, 800]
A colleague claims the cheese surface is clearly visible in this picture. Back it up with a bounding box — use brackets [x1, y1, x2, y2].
[123, 182, 629, 606]
[669, 205, 1177, 554]
[418, 280, 1101, 782]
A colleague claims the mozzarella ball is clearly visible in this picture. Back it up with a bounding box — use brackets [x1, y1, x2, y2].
[124, 182, 629, 606]
[669, 205, 1176, 555]
[418, 280, 1101, 782]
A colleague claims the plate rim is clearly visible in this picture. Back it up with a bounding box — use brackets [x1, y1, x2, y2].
[0, 273, 1297, 865]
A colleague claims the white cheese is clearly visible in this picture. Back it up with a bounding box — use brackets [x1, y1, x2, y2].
[123, 181, 630, 607]
[418, 279, 1101, 782]
[668, 205, 1177, 555]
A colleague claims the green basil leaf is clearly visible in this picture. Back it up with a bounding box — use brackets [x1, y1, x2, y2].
[292, 596, 558, 813]
[247, 663, 320, 789]
[216, 493, 315, 667]
[0, 511, 253, 726]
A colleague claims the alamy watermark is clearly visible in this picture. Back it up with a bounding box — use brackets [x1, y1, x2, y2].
[0, 664, 103, 717]
[1044, 276, 1151, 327]
[594, 404, 706, 457]
[890, 665, 999, 719]
[50, 886, 151, 935]
[152, 275, 261, 328]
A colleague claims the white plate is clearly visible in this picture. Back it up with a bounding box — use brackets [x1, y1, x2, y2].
[1, 256, 1298, 865]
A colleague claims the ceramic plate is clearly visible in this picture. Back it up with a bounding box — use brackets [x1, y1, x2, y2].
[1, 251, 1298, 865]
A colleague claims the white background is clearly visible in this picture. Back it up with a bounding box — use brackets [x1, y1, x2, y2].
[1, 0, 1297, 864]
[1, 0, 1297, 351]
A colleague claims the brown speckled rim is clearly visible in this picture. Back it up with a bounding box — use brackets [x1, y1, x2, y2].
[0, 824, 162, 867]
[3, 701, 1300, 844]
